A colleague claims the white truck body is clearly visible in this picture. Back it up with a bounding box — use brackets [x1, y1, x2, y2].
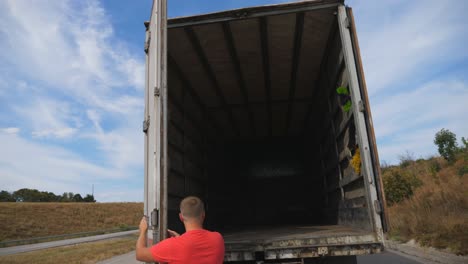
[144, 1, 387, 263]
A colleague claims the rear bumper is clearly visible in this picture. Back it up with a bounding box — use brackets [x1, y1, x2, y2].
[225, 241, 383, 262]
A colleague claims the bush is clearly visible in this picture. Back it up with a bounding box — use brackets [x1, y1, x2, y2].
[416, 158, 425, 163]
[458, 165, 468, 177]
[434, 128, 458, 162]
[398, 150, 415, 168]
[387, 162, 468, 255]
[383, 168, 422, 205]
[429, 159, 441, 175]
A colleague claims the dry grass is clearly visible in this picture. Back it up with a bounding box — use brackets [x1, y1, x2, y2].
[386, 155, 468, 255]
[0, 203, 143, 242]
[0, 234, 138, 264]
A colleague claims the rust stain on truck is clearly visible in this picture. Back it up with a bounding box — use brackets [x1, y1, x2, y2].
[144, 0, 387, 263]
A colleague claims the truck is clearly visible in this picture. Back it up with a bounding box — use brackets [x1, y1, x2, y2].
[143, 0, 388, 263]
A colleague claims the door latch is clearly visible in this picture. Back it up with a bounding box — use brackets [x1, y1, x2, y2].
[358, 100, 365, 112]
[374, 200, 382, 214]
[143, 118, 150, 133]
[151, 208, 159, 227]
[154, 86, 160, 97]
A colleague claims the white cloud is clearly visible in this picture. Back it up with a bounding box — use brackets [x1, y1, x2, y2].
[0, 0, 144, 109]
[13, 97, 81, 139]
[96, 188, 143, 203]
[86, 109, 103, 133]
[83, 106, 143, 170]
[375, 79, 468, 163]
[349, 0, 468, 96]
[1, 127, 20, 134]
[0, 133, 130, 197]
[0, 0, 145, 201]
[347, 0, 468, 164]
[373, 80, 468, 140]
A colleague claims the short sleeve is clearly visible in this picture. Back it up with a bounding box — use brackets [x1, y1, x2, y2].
[215, 232, 225, 263]
[150, 237, 176, 263]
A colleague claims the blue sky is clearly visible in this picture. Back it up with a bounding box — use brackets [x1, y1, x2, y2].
[0, 0, 467, 202]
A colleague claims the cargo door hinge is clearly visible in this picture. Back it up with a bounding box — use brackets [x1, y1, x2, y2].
[144, 34, 151, 54]
[154, 86, 160, 97]
[358, 100, 365, 112]
[374, 200, 382, 214]
[344, 17, 351, 28]
[143, 118, 150, 133]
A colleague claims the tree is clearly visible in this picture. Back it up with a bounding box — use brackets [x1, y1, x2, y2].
[60, 192, 74, 202]
[461, 137, 468, 152]
[72, 193, 83, 202]
[0, 190, 15, 202]
[434, 128, 458, 162]
[13, 188, 42, 202]
[41, 192, 58, 202]
[4, 188, 90, 202]
[83, 194, 96, 203]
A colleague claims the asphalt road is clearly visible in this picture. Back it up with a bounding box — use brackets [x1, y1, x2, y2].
[98, 250, 423, 264]
[357, 250, 422, 264]
[0, 230, 138, 256]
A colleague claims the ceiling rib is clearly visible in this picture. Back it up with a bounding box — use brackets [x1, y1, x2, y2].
[260, 17, 273, 137]
[184, 26, 240, 137]
[222, 21, 256, 136]
[303, 20, 338, 135]
[285, 12, 305, 136]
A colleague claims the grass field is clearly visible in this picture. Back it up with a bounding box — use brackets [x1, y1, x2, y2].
[0, 234, 138, 264]
[0, 202, 143, 242]
[384, 154, 468, 255]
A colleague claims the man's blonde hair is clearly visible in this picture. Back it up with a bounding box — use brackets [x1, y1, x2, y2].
[180, 196, 205, 219]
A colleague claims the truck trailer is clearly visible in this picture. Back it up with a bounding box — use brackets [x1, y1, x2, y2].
[143, 0, 388, 263]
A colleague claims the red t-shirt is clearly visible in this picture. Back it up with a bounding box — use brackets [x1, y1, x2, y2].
[150, 229, 225, 264]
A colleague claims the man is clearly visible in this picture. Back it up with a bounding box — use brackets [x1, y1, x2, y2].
[136, 196, 225, 263]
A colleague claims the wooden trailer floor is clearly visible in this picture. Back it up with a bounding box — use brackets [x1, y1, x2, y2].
[223, 225, 374, 242]
[221, 225, 382, 261]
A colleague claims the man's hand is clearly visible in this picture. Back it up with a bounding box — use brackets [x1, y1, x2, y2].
[136, 216, 153, 262]
[167, 229, 180, 238]
[139, 216, 148, 234]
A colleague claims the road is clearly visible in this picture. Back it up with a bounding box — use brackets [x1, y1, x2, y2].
[98, 250, 423, 264]
[357, 250, 423, 264]
[0, 230, 138, 256]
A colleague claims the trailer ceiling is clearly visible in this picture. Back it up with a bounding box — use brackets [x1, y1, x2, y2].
[167, 0, 343, 139]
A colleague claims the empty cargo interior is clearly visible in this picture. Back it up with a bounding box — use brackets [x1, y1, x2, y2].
[166, 1, 376, 243]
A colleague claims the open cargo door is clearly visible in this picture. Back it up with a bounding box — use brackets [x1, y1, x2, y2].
[346, 6, 389, 232]
[144, 0, 168, 244]
[337, 5, 387, 237]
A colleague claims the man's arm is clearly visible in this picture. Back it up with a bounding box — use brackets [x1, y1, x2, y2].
[136, 217, 155, 262]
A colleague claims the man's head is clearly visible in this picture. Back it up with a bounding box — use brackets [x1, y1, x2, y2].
[179, 196, 205, 224]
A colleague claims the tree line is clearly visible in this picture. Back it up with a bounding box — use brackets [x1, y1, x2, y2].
[0, 188, 96, 202]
